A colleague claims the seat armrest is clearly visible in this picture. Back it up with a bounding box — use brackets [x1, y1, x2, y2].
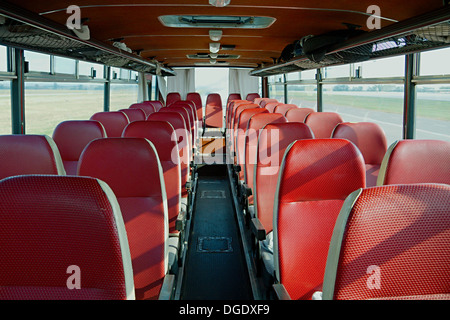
[176, 210, 187, 231]
[240, 182, 252, 197]
[272, 284, 291, 300]
[158, 274, 175, 300]
[250, 218, 266, 241]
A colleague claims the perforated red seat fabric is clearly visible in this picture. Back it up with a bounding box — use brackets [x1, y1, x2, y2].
[260, 99, 278, 109]
[227, 100, 250, 130]
[246, 93, 260, 102]
[274, 104, 297, 116]
[323, 184, 450, 300]
[78, 138, 168, 300]
[52, 120, 106, 175]
[254, 123, 314, 234]
[170, 101, 197, 145]
[147, 112, 190, 198]
[205, 93, 223, 128]
[0, 134, 65, 180]
[166, 92, 181, 106]
[305, 112, 344, 139]
[160, 106, 193, 154]
[123, 121, 181, 234]
[0, 175, 134, 300]
[90, 111, 130, 138]
[274, 139, 366, 300]
[186, 92, 203, 125]
[231, 103, 258, 157]
[119, 108, 147, 122]
[235, 108, 268, 176]
[377, 139, 450, 185]
[244, 114, 287, 204]
[286, 107, 315, 123]
[129, 103, 156, 118]
[264, 102, 282, 113]
[332, 122, 388, 187]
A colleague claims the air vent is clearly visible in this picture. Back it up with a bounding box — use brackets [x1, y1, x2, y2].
[187, 54, 240, 59]
[159, 15, 276, 29]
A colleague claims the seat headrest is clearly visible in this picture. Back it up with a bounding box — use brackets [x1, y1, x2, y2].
[129, 103, 155, 117]
[118, 108, 146, 122]
[0, 134, 65, 179]
[248, 113, 287, 130]
[278, 139, 366, 201]
[90, 111, 130, 137]
[78, 137, 164, 198]
[305, 112, 344, 139]
[285, 108, 315, 123]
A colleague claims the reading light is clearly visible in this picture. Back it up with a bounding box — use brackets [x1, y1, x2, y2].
[209, 29, 223, 41]
[209, 42, 220, 53]
[209, 53, 218, 59]
[209, 0, 230, 7]
[210, 58, 217, 64]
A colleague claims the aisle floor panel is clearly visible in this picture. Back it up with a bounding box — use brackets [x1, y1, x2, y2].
[181, 172, 253, 300]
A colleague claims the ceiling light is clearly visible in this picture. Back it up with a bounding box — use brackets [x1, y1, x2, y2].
[209, 0, 230, 7]
[209, 53, 218, 59]
[209, 29, 223, 41]
[209, 42, 220, 53]
[209, 58, 217, 64]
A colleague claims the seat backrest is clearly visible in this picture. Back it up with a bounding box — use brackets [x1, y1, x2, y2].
[323, 183, 450, 300]
[377, 139, 450, 186]
[147, 112, 190, 198]
[254, 123, 314, 234]
[235, 108, 268, 174]
[246, 92, 260, 102]
[78, 137, 168, 300]
[332, 122, 388, 187]
[160, 106, 193, 153]
[205, 93, 223, 128]
[260, 98, 278, 109]
[264, 102, 282, 113]
[123, 121, 181, 234]
[0, 134, 66, 180]
[90, 111, 130, 138]
[119, 108, 147, 122]
[227, 100, 249, 129]
[166, 92, 181, 106]
[305, 112, 344, 139]
[170, 101, 197, 144]
[0, 175, 134, 300]
[286, 107, 315, 123]
[244, 113, 287, 192]
[232, 103, 260, 158]
[52, 120, 106, 175]
[129, 103, 156, 118]
[143, 100, 164, 112]
[274, 139, 365, 300]
[186, 92, 203, 124]
[274, 104, 297, 116]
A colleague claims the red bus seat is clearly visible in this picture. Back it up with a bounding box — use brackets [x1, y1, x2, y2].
[119, 108, 147, 122]
[305, 112, 344, 139]
[273, 104, 297, 116]
[78, 137, 172, 300]
[90, 111, 130, 137]
[129, 103, 156, 118]
[0, 175, 135, 300]
[272, 139, 365, 300]
[264, 102, 282, 113]
[227, 93, 242, 105]
[322, 183, 450, 300]
[166, 92, 181, 106]
[285, 107, 315, 123]
[332, 122, 388, 187]
[123, 121, 182, 235]
[144, 100, 164, 111]
[0, 134, 65, 180]
[186, 92, 203, 126]
[377, 139, 450, 185]
[52, 120, 106, 175]
[246, 93, 260, 102]
[260, 98, 278, 109]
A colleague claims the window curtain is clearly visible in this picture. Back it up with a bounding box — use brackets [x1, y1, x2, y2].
[137, 72, 148, 103]
[228, 68, 260, 100]
[157, 75, 167, 104]
[166, 68, 196, 100]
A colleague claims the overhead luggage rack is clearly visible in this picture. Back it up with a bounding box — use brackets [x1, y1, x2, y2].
[250, 6, 450, 77]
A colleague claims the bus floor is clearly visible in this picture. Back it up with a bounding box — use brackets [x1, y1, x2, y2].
[179, 164, 253, 300]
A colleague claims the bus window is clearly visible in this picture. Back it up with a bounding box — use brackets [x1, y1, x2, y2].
[24, 82, 104, 136]
[54, 56, 76, 75]
[24, 51, 50, 73]
[420, 47, 450, 76]
[287, 84, 316, 109]
[416, 84, 450, 141]
[195, 67, 229, 106]
[79, 61, 104, 79]
[0, 46, 7, 72]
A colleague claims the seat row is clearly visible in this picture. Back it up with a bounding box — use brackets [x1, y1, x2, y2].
[225, 96, 450, 300]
